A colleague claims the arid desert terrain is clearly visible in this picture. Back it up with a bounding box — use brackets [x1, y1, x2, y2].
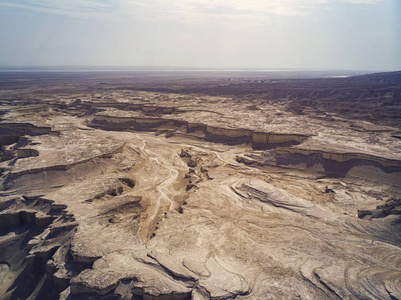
[0, 70, 400, 299]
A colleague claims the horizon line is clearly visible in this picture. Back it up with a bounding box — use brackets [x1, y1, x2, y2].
[0, 65, 394, 73]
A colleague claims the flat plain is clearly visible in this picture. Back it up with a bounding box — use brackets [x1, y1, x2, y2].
[0, 70, 400, 299]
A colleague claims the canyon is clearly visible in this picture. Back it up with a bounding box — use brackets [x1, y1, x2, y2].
[0, 71, 400, 299]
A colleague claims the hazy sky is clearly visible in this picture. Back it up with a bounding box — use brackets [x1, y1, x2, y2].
[0, 0, 400, 70]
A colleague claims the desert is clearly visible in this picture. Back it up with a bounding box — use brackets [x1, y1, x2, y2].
[0, 70, 400, 299]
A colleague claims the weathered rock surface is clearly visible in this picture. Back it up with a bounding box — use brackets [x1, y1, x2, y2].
[0, 71, 400, 299]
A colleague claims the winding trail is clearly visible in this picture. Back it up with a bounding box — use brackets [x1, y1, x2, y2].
[131, 133, 185, 221]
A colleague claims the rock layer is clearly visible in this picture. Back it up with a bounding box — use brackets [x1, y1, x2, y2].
[91, 114, 310, 149]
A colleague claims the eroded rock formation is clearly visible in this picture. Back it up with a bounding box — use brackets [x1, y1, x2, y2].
[0, 71, 400, 299]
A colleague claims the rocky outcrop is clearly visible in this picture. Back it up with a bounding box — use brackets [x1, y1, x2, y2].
[16, 148, 39, 158]
[2, 142, 125, 190]
[358, 198, 401, 221]
[251, 131, 309, 149]
[91, 114, 186, 132]
[236, 148, 401, 177]
[91, 114, 310, 149]
[0, 196, 84, 300]
[0, 123, 53, 146]
[92, 102, 177, 115]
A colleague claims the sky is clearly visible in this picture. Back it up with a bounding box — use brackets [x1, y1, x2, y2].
[0, 0, 400, 70]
